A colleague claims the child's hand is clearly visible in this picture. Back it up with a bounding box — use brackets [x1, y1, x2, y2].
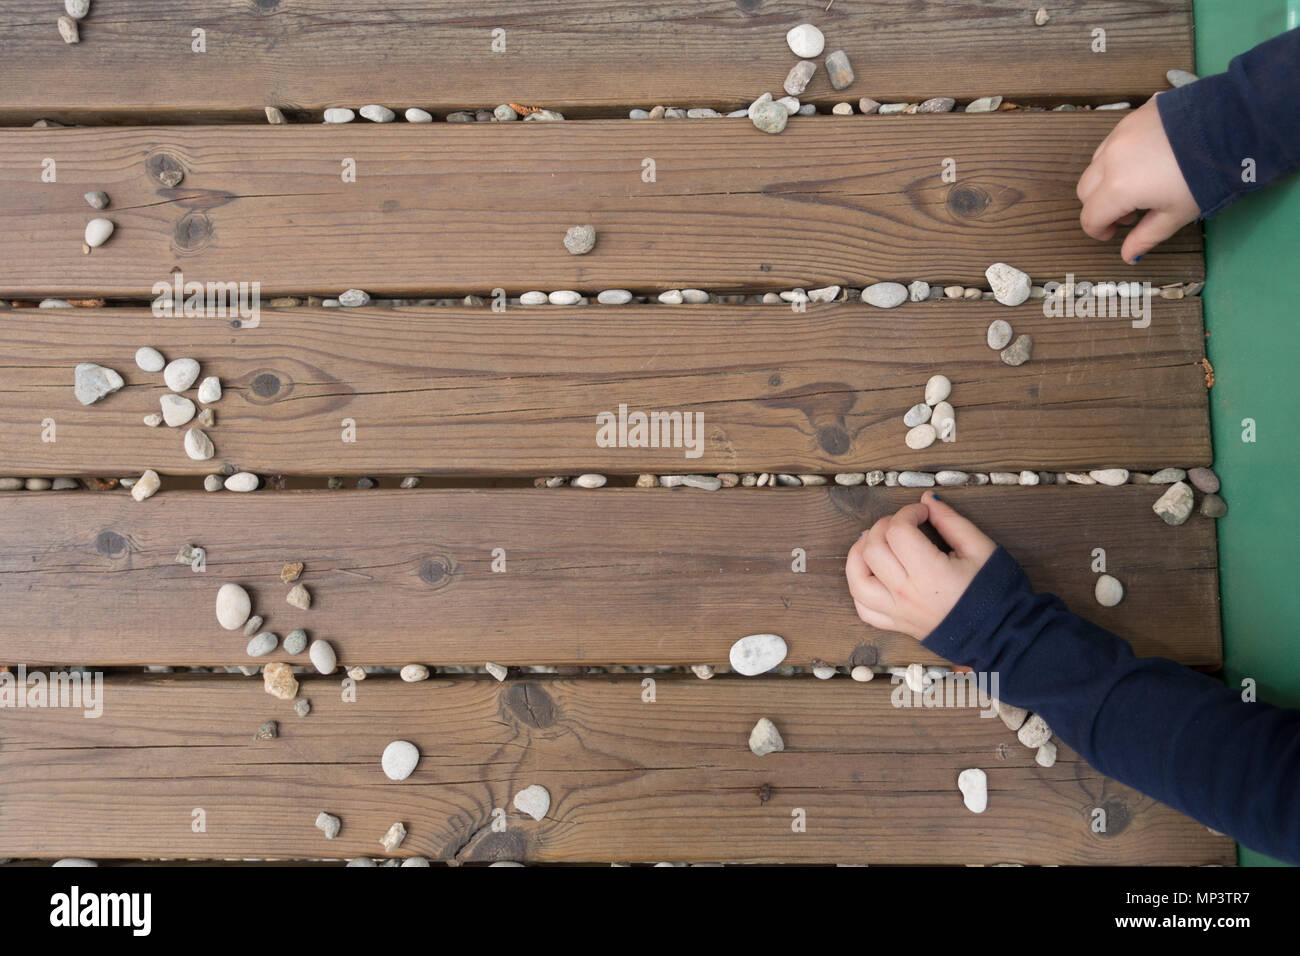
[1076, 97, 1201, 264]
[845, 491, 998, 640]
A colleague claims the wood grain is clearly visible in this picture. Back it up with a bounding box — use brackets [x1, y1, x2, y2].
[0, 300, 1210, 474]
[0, 1, 1193, 122]
[0, 486, 1221, 667]
[0, 673, 1231, 864]
[0, 118, 1202, 299]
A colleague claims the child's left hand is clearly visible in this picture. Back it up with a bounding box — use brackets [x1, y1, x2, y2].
[845, 491, 998, 640]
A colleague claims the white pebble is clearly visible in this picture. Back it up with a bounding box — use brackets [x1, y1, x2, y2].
[597, 289, 632, 304]
[359, 104, 396, 123]
[548, 290, 581, 305]
[224, 472, 258, 492]
[748, 718, 785, 756]
[246, 632, 277, 657]
[861, 282, 908, 308]
[404, 108, 433, 123]
[729, 633, 788, 676]
[1089, 468, 1129, 486]
[786, 23, 825, 59]
[1036, 740, 1058, 767]
[1017, 714, 1052, 749]
[812, 662, 836, 680]
[323, 108, 355, 123]
[850, 665, 874, 682]
[308, 639, 336, 675]
[183, 428, 215, 461]
[160, 394, 195, 427]
[1094, 574, 1124, 607]
[903, 403, 931, 427]
[986, 262, 1031, 306]
[905, 423, 936, 450]
[904, 662, 928, 693]
[135, 346, 165, 372]
[316, 812, 341, 839]
[1019, 470, 1040, 485]
[573, 473, 606, 488]
[957, 768, 988, 813]
[197, 376, 221, 403]
[215, 583, 252, 630]
[382, 740, 420, 781]
[400, 664, 429, 682]
[84, 218, 114, 248]
[163, 358, 200, 392]
[485, 662, 508, 681]
[924, 374, 951, 405]
[513, 784, 551, 820]
[986, 319, 1012, 350]
[130, 469, 160, 501]
[658, 290, 684, 304]
[519, 291, 547, 305]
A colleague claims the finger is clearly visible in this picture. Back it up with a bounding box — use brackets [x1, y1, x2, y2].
[863, 516, 908, 591]
[1076, 160, 1104, 203]
[1115, 211, 1138, 226]
[853, 597, 895, 631]
[921, 491, 995, 559]
[849, 558, 894, 611]
[1119, 207, 1187, 264]
[1079, 184, 1137, 241]
[844, 536, 881, 600]
[884, 501, 943, 572]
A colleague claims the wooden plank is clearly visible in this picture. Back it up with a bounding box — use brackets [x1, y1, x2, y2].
[0, 673, 1232, 864]
[0, 1, 1193, 122]
[0, 487, 1221, 667]
[0, 300, 1211, 475]
[0, 118, 1202, 299]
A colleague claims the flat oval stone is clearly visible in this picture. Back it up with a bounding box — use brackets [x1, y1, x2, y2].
[905, 423, 936, 449]
[987, 319, 1013, 350]
[135, 346, 165, 372]
[323, 108, 355, 123]
[382, 740, 420, 781]
[519, 291, 547, 305]
[965, 95, 1003, 113]
[573, 473, 606, 488]
[1094, 574, 1124, 607]
[1149, 467, 1187, 484]
[283, 628, 308, 655]
[548, 290, 581, 305]
[1089, 468, 1129, 486]
[400, 664, 429, 682]
[359, 104, 396, 122]
[405, 107, 433, 123]
[1187, 466, 1219, 493]
[246, 631, 278, 657]
[936, 470, 969, 486]
[597, 289, 633, 304]
[729, 634, 788, 676]
[216, 583, 252, 630]
[903, 402, 931, 427]
[925, 374, 951, 405]
[184, 427, 215, 461]
[824, 50, 854, 90]
[786, 23, 825, 58]
[309, 639, 338, 675]
[784, 60, 817, 96]
[958, 768, 987, 813]
[861, 282, 907, 308]
[163, 357, 200, 392]
[84, 218, 113, 247]
[658, 290, 684, 304]
[898, 471, 935, 487]
[224, 472, 259, 492]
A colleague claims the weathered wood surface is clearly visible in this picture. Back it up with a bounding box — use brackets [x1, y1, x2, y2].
[0, 1, 1193, 122]
[0, 300, 1210, 474]
[0, 118, 1202, 299]
[0, 673, 1231, 864]
[0, 487, 1221, 667]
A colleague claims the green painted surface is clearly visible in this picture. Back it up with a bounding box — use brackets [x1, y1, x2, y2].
[1193, 0, 1300, 866]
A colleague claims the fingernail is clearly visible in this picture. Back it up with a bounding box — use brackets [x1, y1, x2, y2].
[1132, 254, 1142, 263]
[931, 493, 941, 501]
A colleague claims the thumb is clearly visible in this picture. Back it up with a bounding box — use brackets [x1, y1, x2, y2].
[921, 491, 994, 559]
[1119, 208, 1185, 264]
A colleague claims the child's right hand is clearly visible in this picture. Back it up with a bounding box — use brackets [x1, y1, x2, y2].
[1076, 97, 1201, 264]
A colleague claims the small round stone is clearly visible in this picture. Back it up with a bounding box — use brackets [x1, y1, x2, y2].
[381, 740, 420, 781]
[597, 289, 632, 304]
[519, 291, 547, 305]
[316, 812, 341, 839]
[903, 402, 932, 427]
[750, 95, 788, 134]
[1000, 334, 1033, 367]
[309, 639, 337, 675]
[784, 60, 817, 96]
[246, 632, 278, 657]
[160, 394, 196, 427]
[1153, 481, 1195, 525]
[936, 470, 969, 486]
[84, 218, 113, 247]
[548, 290, 581, 305]
[135, 346, 165, 372]
[786, 23, 825, 58]
[204, 474, 224, 492]
[1199, 493, 1227, 518]
[184, 427, 215, 461]
[898, 471, 935, 487]
[905, 424, 937, 450]
[987, 319, 1013, 350]
[924, 374, 951, 405]
[850, 665, 874, 682]
[986, 262, 1031, 306]
[283, 629, 308, 655]
[958, 768, 987, 814]
[658, 290, 684, 304]
[1089, 469, 1129, 486]
[323, 108, 355, 123]
[405, 107, 433, 123]
[84, 190, 109, 209]
[197, 376, 221, 403]
[573, 473, 606, 488]
[861, 282, 908, 308]
[563, 224, 596, 255]
[832, 102, 853, 115]
[1094, 574, 1124, 607]
[360, 104, 396, 122]
[216, 583, 252, 630]
[225, 472, 259, 492]
[1187, 466, 1219, 493]
[401, 664, 430, 682]
[339, 289, 370, 307]
[163, 358, 200, 392]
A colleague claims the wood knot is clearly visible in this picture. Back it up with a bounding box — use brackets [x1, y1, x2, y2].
[817, 425, 851, 456]
[147, 151, 186, 189]
[946, 184, 991, 219]
[848, 643, 879, 667]
[172, 212, 212, 252]
[503, 682, 556, 729]
[94, 530, 128, 557]
[417, 555, 456, 589]
[242, 369, 292, 405]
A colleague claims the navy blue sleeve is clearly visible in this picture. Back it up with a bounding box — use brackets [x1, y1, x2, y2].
[1156, 27, 1300, 218]
[921, 546, 1300, 865]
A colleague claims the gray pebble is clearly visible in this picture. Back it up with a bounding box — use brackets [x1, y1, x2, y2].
[750, 93, 788, 134]
[908, 280, 931, 302]
[84, 190, 109, 209]
[687, 107, 721, 118]
[904, 403, 932, 427]
[254, 720, 277, 741]
[861, 282, 908, 308]
[1000, 334, 1033, 366]
[405, 107, 433, 123]
[492, 104, 518, 122]
[1187, 466, 1219, 493]
[628, 108, 650, 119]
[283, 629, 308, 655]
[246, 632, 278, 657]
[877, 103, 908, 115]
[936, 470, 969, 486]
[204, 474, 224, 492]
[986, 319, 1013, 350]
[294, 698, 311, 717]
[776, 96, 800, 115]
[858, 97, 881, 114]
[316, 812, 341, 840]
[1200, 493, 1227, 518]
[834, 473, 865, 486]
[400, 476, 421, 488]
[824, 50, 855, 90]
[1019, 470, 1040, 485]
[564, 224, 596, 255]
[135, 346, 165, 372]
[243, 614, 265, 637]
[52, 477, 79, 490]
[1167, 69, 1198, 87]
[682, 475, 722, 491]
[1149, 467, 1186, 484]
[918, 97, 956, 113]
[446, 110, 475, 123]
[74, 363, 124, 406]
[797, 103, 816, 116]
[774, 474, 801, 487]
[339, 289, 370, 307]
[898, 471, 935, 488]
[65, 0, 90, 19]
[864, 470, 885, 486]
[965, 96, 1003, 113]
[1153, 481, 1195, 526]
[360, 104, 396, 122]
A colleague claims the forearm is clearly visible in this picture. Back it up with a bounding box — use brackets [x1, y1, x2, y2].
[922, 547, 1300, 864]
[1157, 26, 1300, 217]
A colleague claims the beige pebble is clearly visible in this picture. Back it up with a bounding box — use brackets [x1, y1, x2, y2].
[381, 822, 407, 853]
[400, 664, 429, 682]
[286, 583, 311, 610]
[748, 718, 785, 756]
[263, 661, 299, 700]
[131, 469, 161, 501]
[486, 661, 508, 681]
[1017, 714, 1052, 748]
[905, 423, 937, 450]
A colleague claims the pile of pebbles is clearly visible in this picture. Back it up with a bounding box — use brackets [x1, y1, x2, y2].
[903, 374, 957, 451]
[57, 0, 89, 44]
